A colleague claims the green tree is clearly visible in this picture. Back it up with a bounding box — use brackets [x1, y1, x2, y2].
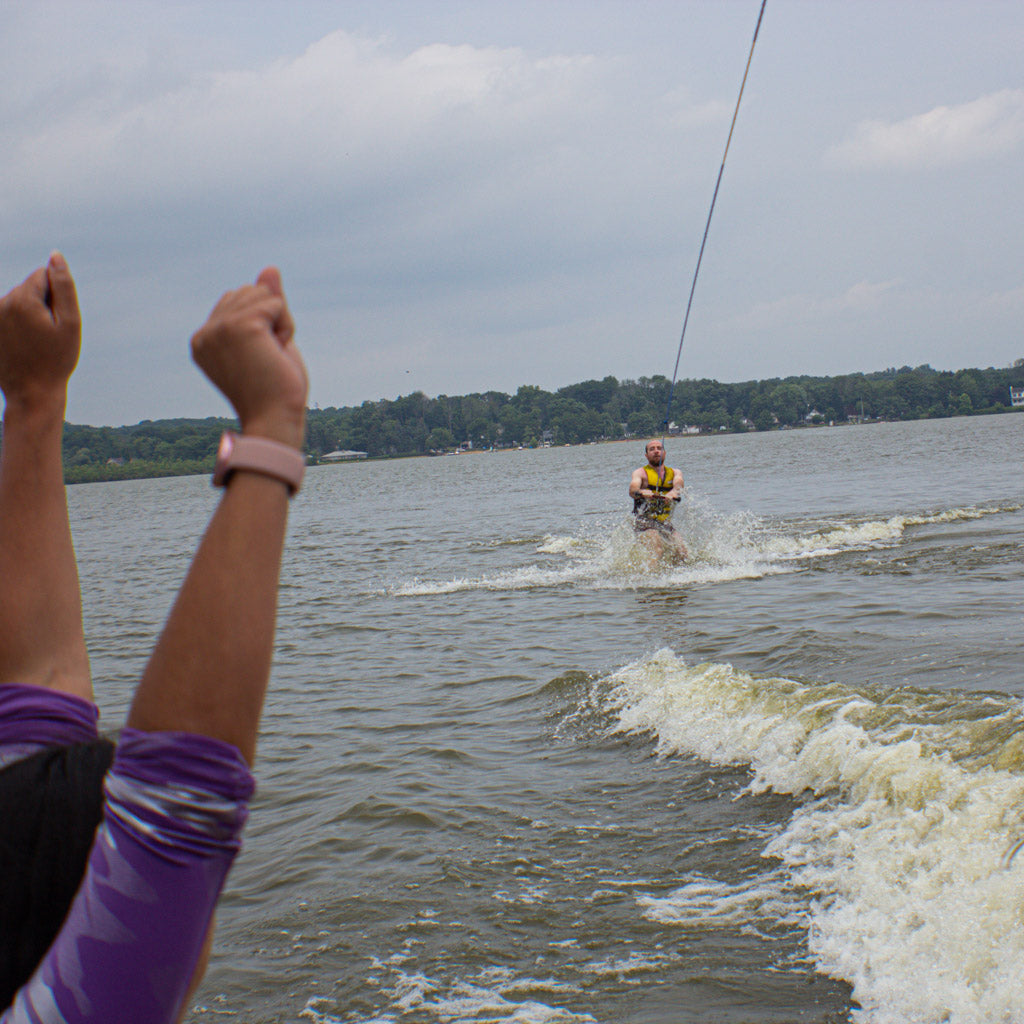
[628, 410, 658, 437]
[427, 427, 455, 450]
[768, 382, 807, 425]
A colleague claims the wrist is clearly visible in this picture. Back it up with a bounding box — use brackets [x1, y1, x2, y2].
[2, 385, 67, 415]
[238, 411, 305, 452]
[2, 389, 67, 429]
[213, 430, 305, 495]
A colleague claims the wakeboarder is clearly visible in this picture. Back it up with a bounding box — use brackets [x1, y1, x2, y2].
[629, 439, 688, 564]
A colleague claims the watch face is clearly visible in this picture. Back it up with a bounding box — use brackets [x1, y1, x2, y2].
[213, 431, 237, 487]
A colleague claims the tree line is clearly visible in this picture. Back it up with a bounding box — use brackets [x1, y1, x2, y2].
[1, 362, 1018, 484]
[305, 361, 1024, 457]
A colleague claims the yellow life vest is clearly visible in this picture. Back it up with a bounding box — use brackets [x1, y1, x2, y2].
[633, 465, 676, 522]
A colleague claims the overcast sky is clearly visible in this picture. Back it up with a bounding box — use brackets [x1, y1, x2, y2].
[2, 1, 1022, 426]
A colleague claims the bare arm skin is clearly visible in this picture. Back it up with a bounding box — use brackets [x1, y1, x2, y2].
[664, 467, 684, 502]
[629, 467, 647, 499]
[0, 253, 91, 699]
[126, 267, 307, 764]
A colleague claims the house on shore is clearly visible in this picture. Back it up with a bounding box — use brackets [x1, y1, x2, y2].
[321, 450, 368, 462]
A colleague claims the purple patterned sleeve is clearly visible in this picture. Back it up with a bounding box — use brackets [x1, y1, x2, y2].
[2, 728, 255, 1024]
[0, 684, 99, 769]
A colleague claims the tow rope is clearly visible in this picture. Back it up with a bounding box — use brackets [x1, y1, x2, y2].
[662, 0, 767, 440]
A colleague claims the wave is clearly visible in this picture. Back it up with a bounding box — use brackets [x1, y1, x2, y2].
[300, 967, 596, 1024]
[389, 502, 1018, 597]
[763, 504, 1020, 560]
[584, 649, 1024, 1024]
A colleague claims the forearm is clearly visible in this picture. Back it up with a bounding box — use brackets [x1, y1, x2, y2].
[0, 397, 90, 696]
[127, 265, 305, 764]
[127, 472, 291, 764]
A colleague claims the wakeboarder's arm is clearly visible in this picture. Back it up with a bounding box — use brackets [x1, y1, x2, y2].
[629, 467, 648, 499]
[0, 253, 92, 700]
[665, 468, 683, 502]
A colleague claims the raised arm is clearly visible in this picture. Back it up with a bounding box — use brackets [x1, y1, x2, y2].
[126, 267, 307, 763]
[0, 253, 91, 699]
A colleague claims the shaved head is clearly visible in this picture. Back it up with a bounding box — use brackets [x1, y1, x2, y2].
[644, 439, 665, 465]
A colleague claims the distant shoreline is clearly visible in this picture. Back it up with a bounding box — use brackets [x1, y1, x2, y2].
[28, 362, 1022, 483]
[59, 404, 1022, 485]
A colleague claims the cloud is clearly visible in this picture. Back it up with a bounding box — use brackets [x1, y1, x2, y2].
[978, 282, 1024, 316]
[1, 32, 618, 217]
[6, 6, 1020, 426]
[826, 89, 1024, 169]
[0, 33, 594, 238]
[660, 86, 733, 129]
[724, 279, 902, 331]
[0, 26, 725, 290]
[0, 25, 733, 422]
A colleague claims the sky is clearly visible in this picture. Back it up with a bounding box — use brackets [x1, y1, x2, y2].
[2, 0, 1023, 427]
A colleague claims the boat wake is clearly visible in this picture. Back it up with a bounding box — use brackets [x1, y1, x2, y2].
[570, 649, 1024, 1024]
[388, 500, 1017, 597]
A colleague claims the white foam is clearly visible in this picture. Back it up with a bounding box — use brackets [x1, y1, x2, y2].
[535, 534, 587, 556]
[579, 951, 681, 979]
[595, 650, 1024, 1024]
[301, 997, 390, 1022]
[767, 504, 1018, 562]
[392, 564, 582, 596]
[492, 884, 551, 905]
[376, 969, 594, 1023]
[637, 871, 804, 931]
[306, 964, 593, 1024]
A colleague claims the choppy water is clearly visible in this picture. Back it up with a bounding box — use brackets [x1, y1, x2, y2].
[69, 413, 1024, 1024]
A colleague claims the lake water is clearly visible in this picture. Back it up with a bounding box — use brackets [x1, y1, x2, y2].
[68, 413, 1024, 1024]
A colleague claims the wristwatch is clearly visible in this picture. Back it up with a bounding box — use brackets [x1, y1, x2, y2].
[213, 431, 305, 495]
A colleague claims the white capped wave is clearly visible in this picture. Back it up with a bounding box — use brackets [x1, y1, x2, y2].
[594, 650, 1024, 1024]
[766, 504, 1018, 561]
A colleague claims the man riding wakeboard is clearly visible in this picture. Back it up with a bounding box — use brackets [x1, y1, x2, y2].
[628, 439, 688, 564]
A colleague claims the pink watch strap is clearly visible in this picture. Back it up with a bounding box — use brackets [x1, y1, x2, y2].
[213, 432, 305, 495]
